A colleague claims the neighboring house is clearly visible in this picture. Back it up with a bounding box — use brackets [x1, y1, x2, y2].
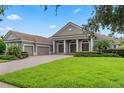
[4, 22, 121, 55]
[4, 31, 52, 56]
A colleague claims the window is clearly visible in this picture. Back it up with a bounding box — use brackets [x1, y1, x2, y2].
[113, 45, 116, 48]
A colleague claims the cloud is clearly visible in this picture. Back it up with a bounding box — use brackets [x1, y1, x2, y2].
[7, 14, 22, 21]
[73, 8, 81, 13]
[6, 27, 13, 30]
[49, 25, 57, 29]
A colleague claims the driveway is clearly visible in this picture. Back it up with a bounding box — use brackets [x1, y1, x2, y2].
[0, 55, 72, 74]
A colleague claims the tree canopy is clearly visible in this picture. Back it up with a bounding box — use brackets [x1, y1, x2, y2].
[0, 5, 8, 21]
[87, 6, 124, 35]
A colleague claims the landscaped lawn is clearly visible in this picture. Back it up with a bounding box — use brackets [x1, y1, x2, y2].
[0, 60, 9, 63]
[0, 57, 124, 88]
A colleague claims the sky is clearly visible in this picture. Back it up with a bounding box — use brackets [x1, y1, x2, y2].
[0, 5, 123, 38]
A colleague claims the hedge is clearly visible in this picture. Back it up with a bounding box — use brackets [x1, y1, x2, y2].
[20, 52, 29, 59]
[103, 49, 124, 57]
[0, 55, 18, 60]
[73, 51, 120, 57]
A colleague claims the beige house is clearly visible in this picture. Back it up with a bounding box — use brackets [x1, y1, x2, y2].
[4, 22, 121, 55]
[51, 22, 120, 54]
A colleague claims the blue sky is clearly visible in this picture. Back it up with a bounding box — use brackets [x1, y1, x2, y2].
[0, 5, 123, 37]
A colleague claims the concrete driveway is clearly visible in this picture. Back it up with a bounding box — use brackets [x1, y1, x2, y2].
[0, 55, 71, 74]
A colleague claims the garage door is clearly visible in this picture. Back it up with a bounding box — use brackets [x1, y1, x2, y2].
[24, 46, 33, 56]
[37, 46, 49, 55]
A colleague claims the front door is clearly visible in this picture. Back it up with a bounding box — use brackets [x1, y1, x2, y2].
[82, 43, 89, 51]
[70, 44, 76, 53]
[58, 44, 64, 53]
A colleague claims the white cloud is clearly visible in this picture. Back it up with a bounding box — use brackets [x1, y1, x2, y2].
[6, 27, 13, 30]
[7, 14, 22, 21]
[73, 8, 81, 13]
[49, 25, 57, 29]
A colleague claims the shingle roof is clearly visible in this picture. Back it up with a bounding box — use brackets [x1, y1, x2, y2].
[9, 31, 52, 44]
[95, 33, 121, 44]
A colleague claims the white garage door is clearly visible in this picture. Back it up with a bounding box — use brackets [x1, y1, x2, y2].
[37, 46, 49, 55]
[24, 46, 33, 56]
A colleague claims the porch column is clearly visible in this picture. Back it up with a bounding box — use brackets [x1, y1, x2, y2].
[64, 40, 66, 54]
[76, 39, 79, 52]
[90, 37, 93, 51]
[53, 40, 55, 54]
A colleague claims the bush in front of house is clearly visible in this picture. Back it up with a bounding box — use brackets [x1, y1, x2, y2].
[0, 54, 18, 60]
[7, 45, 22, 58]
[7, 45, 29, 59]
[0, 39, 6, 54]
[73, 51, 120, 57]
[103, 49, 124, 57]
[20, 52, 29, 59]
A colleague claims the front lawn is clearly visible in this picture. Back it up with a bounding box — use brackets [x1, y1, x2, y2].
[0, 60, 9, 63]
[0, 57, 124, 88]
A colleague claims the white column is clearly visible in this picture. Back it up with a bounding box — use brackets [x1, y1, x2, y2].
[76, 39, 79, 52]
[57, 43, 59, 53]
[89, 41, 91, 51]
[53, 40, 55, 54]
[64, 40, 66, 54]
[90, 37, 93, 51]
[69, 42, 70, 54]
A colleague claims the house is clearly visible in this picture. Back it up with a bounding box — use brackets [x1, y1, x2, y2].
[4, 22, 121, 55]
[51, 22, 120, 54]
[4, 31, 52, 56]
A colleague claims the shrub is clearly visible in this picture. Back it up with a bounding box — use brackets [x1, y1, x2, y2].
[20, 52, 29, 59]
[7, 45, 22, 58]
[103, 49, 124, 57]
[0, 39, 6, 54]
[73, 51, 120, 57]
[0, 55, 18, 60]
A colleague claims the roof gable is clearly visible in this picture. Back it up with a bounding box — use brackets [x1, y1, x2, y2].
[4, 31, 20, 41]
[52, 22, 88, 37]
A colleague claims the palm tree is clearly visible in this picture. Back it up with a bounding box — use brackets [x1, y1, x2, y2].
[94, 40, 112, 53]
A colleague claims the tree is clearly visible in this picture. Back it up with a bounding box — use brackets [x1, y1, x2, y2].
[87, 6, 124, 35]
[119, 37, 124, 48]
[94, 40, 112, 53]
[0, 5, 8, 21]
[0, 39, 6, 53]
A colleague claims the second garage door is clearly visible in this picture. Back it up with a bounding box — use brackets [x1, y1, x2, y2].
[24, 46, 33, 56]
[37, 46, 49, 55]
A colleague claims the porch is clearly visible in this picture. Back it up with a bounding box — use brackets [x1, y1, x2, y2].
[53, 39, 93, 54]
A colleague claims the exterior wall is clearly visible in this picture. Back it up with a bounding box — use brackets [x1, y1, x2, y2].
[22, 42, 51, 56]
[6, 41, 23, 48]
[5, 40, 51, 56]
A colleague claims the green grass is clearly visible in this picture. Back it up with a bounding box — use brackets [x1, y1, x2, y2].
[0, 60, 9, 63]
[0, 57, 124, 88]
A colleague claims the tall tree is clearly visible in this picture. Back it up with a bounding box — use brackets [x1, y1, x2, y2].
[87, 5, 124, 35]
